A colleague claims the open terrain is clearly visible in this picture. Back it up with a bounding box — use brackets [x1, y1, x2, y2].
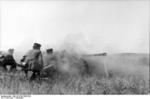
[0, 53, 149, 94]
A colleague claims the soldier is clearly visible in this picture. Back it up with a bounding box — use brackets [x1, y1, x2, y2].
[19, 55, 28, 77]
[24, 43, 43, 81]
[2, 49, 17, 71]
[42, 48, 56, 78]
[0, 51, 5, 66]
[43, 48, 54, 67]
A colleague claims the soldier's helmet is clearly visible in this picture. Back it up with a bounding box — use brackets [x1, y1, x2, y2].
[46, 48, 53, 54]
[33, 43, 41, 49]
[8, 48, 14, 55]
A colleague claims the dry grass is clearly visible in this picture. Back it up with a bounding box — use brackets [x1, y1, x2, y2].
[0, 69, 149, 95]
[0, 53, 149, 95]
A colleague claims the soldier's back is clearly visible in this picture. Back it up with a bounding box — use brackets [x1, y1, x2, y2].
[25, 49, 43, 71]
[26, 49, 41, 60]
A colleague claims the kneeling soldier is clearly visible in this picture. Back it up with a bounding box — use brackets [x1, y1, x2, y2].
[2, 49, 17, 72]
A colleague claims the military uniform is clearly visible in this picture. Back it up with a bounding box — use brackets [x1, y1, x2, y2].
[0, 53, 4, 66]
[24, 43, 43, 80]
[2, 49, 17, 71]
[42, 48, 56, 77]
[43, 49, 55, 67]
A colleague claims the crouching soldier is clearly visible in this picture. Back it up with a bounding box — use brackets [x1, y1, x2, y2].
[2, 49, 17, 72]
[0, 51, 5, 66]
[23, 43, 43, 81]
[42, 48, 56, 78]
[43, 48, 55, 67]
[19, 55, 28, 77]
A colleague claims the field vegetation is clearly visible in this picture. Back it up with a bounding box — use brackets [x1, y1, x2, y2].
[0, 53, 149, 94]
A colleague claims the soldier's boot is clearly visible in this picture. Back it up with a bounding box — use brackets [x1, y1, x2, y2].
[37, 71, 41, 81]
[30, 71, 39, 81]
[24, 70, 28, 78]
[10, 64, 16, 72]
[30, 71, 41, 82]
[30, 72, 36, 81]
[3, 64, 8, 72]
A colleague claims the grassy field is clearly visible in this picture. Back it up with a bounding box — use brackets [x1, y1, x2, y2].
[0, 53, 149, 94]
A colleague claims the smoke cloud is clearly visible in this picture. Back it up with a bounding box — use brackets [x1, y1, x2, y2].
[0, 1, 149, 54]
[0, 1, 149, 80]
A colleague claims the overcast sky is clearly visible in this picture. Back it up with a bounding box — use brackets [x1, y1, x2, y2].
[0, 1, 149, 55]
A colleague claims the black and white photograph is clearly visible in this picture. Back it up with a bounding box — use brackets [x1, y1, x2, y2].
[0, 0, 149, 95]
